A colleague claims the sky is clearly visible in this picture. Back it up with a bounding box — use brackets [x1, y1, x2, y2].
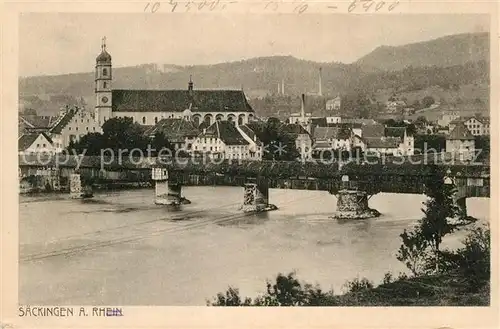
[19, 13, 489, 77]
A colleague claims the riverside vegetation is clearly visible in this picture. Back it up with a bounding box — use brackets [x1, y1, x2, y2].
[207, 169, 490, 306]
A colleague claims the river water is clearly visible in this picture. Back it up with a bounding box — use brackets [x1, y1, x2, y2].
[19, 187, 490, 305]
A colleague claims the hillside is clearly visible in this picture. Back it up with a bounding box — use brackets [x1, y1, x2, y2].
[355, 33, 489, 71]
[19, 33, 490, 116]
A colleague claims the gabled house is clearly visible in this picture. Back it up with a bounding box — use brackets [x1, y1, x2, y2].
[279, 123, 313, 160]
[384, 126, 415, 155]
[364, 137, 402, 156]
[18, 132, 61, 155]
[192, 120, 262, 160]
[144, 112, 200, 151]
[313, 126, 352, 151]
[446, 123, 475, 161]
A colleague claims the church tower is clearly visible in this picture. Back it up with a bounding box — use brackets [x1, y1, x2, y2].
[95, 36, 112, 125]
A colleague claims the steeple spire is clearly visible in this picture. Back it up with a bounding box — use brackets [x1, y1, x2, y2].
[101, 36, 107, 51]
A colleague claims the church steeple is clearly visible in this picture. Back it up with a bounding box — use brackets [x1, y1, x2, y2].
[188, 75, 194, 91]
[95, 36, 112, 125]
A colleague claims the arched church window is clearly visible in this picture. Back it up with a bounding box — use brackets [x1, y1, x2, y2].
[103, 68, 108, 76]
[142, 117, 146, 124]
[103, 82, 107, 89]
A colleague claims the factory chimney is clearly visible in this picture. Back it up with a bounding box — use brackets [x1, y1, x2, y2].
[281, 79, 285, 95]
[318, 67, 323, 96]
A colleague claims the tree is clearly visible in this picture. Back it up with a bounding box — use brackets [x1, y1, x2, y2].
[101, 117, 150, 153]
[421, 96, 435, 109]
[414, 116, 428, 127]
[68, 132, 104, 155]
[150, 132, 174, 156]
[397, 167, 468, 274]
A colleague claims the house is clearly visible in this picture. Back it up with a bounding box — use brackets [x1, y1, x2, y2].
[326, 96, 341, 111]
[384, 127, 415, 155]
[191, 120, 262, 161]
[386, 100, 406, 112]
[50, 107, 101, 147]
[313, 126, 352, 151]
[18, 132, 61, 155]
[437, 111, 460, 127]
[449, 116, 490, 136]
[364, 137, 402, 156]
[93, 38, 255, 128]
[326, 116, 342, 124]
[144, 109, 200, 151]
[279, 123, 313, 160]
[446, 123, 475, 161]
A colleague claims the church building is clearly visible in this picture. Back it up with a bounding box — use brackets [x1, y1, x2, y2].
[94, 37, 255, 127]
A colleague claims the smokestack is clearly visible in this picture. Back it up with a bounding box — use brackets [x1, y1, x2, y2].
[278, 83, 280, 95]
[301, 94, 305, 119]
[281, 79, 285, 95]
[318, 67, 323, 96]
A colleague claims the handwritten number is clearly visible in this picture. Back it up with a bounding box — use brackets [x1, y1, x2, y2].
[388, 1, 399, 11]
[144, 2, 160, 13]
[375, 1, 385, 11]
[362, 0, 373, 11]
[348, 0, 357, 12]
[294, 3, 308, 14]
[168, 0, 178, 12]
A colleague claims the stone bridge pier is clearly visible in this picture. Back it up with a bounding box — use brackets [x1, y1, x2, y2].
[152, 168, 190, 206]
[242, 177, 277, 213]
[332, 175, 380, 220]
[69, 173, 93, 199]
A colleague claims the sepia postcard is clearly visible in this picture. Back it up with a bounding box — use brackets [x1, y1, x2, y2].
[1, 1, 499, 328]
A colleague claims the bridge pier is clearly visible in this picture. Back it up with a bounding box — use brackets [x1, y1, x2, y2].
[152, 168, 191, 206]
[241, 178, 277, 213]
[69, 173, 93, 199]
[332, 175, 379, 220]
[333, 190, 380, 220]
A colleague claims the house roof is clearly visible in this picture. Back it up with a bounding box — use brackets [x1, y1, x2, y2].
[342, 118, 378, 126]
[238, 125, 263, 146]
[200, 121, 249, 145]
[448, 123, 474, 140]
[312, 141, 332, 149]
[385, 127, 407, 139]
[18, 132, 53, 152]
[50, 108, 79, 134]
[111, 89, 254, 113]
[313, 127, 351, 140]
[310, 117, 327, 127]
[145, 118, 200, 142]
[365, 137, 401, 149]
[20, 115, 59, 129]
[280, 123, 310, 136]
[361, 124, 385, 138]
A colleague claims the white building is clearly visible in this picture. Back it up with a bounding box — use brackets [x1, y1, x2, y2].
[18, 132, 62, 155]
[446, 123, 475, 161]
[384, 127, 415, 155]
[93, 37, 255, 128]
[326, 96, 341, 111]
[437, 111, 460, 127]
[191, 120, 262, 161]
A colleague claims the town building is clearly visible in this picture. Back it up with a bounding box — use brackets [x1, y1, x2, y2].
[94, 37, 255, 128]
[449, 115, 490, 136]
[19, 106, 99, 149]
[18, 132, 62, 155]
[326, 96, 341, 111]
[384, 127, 415, 155]
[313, 126, 352, 151]
[325, 116, 342, 124]
[279, 123, 313, 161]
[144, 109, 200, 151]
[446, 123, 475, 161]
[364, 137, 402, 156]
[437, 111, 460, 127]
[191, 120, 262, 160]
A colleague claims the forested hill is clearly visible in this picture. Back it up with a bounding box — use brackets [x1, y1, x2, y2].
[19, 33, 489, 116]
[355, 32, 489, 71]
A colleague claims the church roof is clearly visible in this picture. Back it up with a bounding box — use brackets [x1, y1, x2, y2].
[280, 123, 310, 136]
[111, 89, 254, 113]
[96, 50, 112, 63]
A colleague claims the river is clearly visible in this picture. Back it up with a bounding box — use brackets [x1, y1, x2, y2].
[19, 186, 490, 305]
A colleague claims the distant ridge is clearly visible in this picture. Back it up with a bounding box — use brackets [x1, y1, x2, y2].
[355, 32, 489, 71]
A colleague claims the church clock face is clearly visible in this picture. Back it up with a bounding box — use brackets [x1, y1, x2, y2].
[101, 96, 109, 104]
